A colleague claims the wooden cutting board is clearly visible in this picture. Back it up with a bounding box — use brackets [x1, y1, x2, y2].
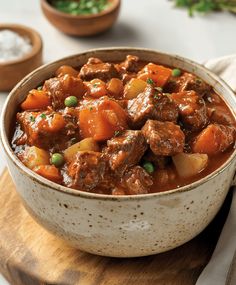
[0, 169, 232, 285]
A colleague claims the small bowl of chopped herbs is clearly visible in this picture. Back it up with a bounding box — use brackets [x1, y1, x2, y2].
[40, 0, 121, 36]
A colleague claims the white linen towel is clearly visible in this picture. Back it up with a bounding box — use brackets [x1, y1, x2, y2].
[196, 55, 236, 285]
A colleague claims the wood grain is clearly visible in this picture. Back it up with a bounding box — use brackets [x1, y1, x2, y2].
[0, 169, 232, 285]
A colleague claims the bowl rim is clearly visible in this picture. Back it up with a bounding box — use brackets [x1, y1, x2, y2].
[40, 0, 120, 19]
[0, 23, 43, 66]
[1, 47, 236, 201]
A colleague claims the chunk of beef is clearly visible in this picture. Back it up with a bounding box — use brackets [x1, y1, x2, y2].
[122, 166, 153, 195]
[183, 74, 211, 97]
[154, 168, 177, 188]
[112, 186, 127, 195]
[171, 91, 208, 131]
[164, 72, 211, 97]
[127, 85, 178, 128]
[119, 55, 139, 73]
[104, 130, 147, 175]
[87, 57, 103, 64]
[192, 124, 236, 155]
[44, 74, 86, 109]
[79, 58, 119, 81]
[142, 120, 185, 156]
[143, 150, 171, 169]
[207, 106, 235, 125]
[16, 110, 77, 149]
[153, 94, 178, 123]
[121, 72, 137, 84]
[205, 92, 222, 105]
[67, 151, 108, 191]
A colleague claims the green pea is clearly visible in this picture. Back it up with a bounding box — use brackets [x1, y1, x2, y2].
[64, 96, 78, 107]
[142, 162, 155, 174]
[172, 68, 182, 77]
[51, 153, 64, 167]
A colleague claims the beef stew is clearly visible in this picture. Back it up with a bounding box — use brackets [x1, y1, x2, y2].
[11, 55, 236, 195]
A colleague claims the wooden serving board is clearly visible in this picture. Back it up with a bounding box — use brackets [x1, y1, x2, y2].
[0, 169, 233, 285]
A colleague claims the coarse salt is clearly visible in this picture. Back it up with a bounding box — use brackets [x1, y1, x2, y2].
[0, 29, 32, 63]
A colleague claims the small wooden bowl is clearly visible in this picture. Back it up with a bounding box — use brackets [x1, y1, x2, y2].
[40, 0, 121, 36]
[0, 24, 43, 92]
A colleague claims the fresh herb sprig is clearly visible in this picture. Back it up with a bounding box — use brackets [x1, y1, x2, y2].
[172, 0, 236, 16]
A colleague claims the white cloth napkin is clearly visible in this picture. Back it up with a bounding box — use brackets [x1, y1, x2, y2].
[196, 55, 236, 285]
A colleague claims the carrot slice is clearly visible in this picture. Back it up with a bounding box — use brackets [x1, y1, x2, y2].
[33, 165, 62, 183]
[138, 63, 172, 87]
[79, 99, 128, 141]
[37, 113, 66, 133]
[85, 79, 107, 98]
[21, 89, 51, 110]
[192, 124, 235, 155]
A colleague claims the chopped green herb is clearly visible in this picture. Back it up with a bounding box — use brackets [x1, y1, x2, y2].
[29, 116, 35, 122]
[195, 78, 202, 84]
[126, 135, 133, 141]
[51, 0, 110, 16]
[93, 83, 98, 88]
[108, 97, 116, 102]
[171, 0, 236, 16]
[89, 106, 93, 111]
[37, 85, 43, 91]
[40, 113, 46, 119]
[114, 130, 121, 137]
[146, 78, 154, 85]
[172, 68, 182, 77]
[164, 93, 172, 100]
[71, 137, 77, 144]
[155, 87, 163, 92]
[142, 162, 155, 174]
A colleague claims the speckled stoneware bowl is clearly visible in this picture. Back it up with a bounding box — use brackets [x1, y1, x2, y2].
[1, 48, 236, 257]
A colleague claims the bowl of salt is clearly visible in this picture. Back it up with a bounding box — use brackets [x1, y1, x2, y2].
[0, 24, 43, 92]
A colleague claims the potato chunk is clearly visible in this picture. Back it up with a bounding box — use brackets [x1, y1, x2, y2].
[172, 153, 208, 178]
[124, 78, 147, 99]
[23, 146, 50, 169]
[64, 138, 99, 162]
[107, 78, 123, 98]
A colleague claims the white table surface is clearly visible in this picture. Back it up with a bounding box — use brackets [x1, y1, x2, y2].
[0, 1, 236, 284]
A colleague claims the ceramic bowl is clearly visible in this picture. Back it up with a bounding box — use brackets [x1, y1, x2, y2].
[40, 0, 121, 36]
[1, 48, 236, 257]
[0, 24, 43, 92]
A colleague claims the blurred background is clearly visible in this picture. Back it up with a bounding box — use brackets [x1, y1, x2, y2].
[1, 0, 236, 64]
